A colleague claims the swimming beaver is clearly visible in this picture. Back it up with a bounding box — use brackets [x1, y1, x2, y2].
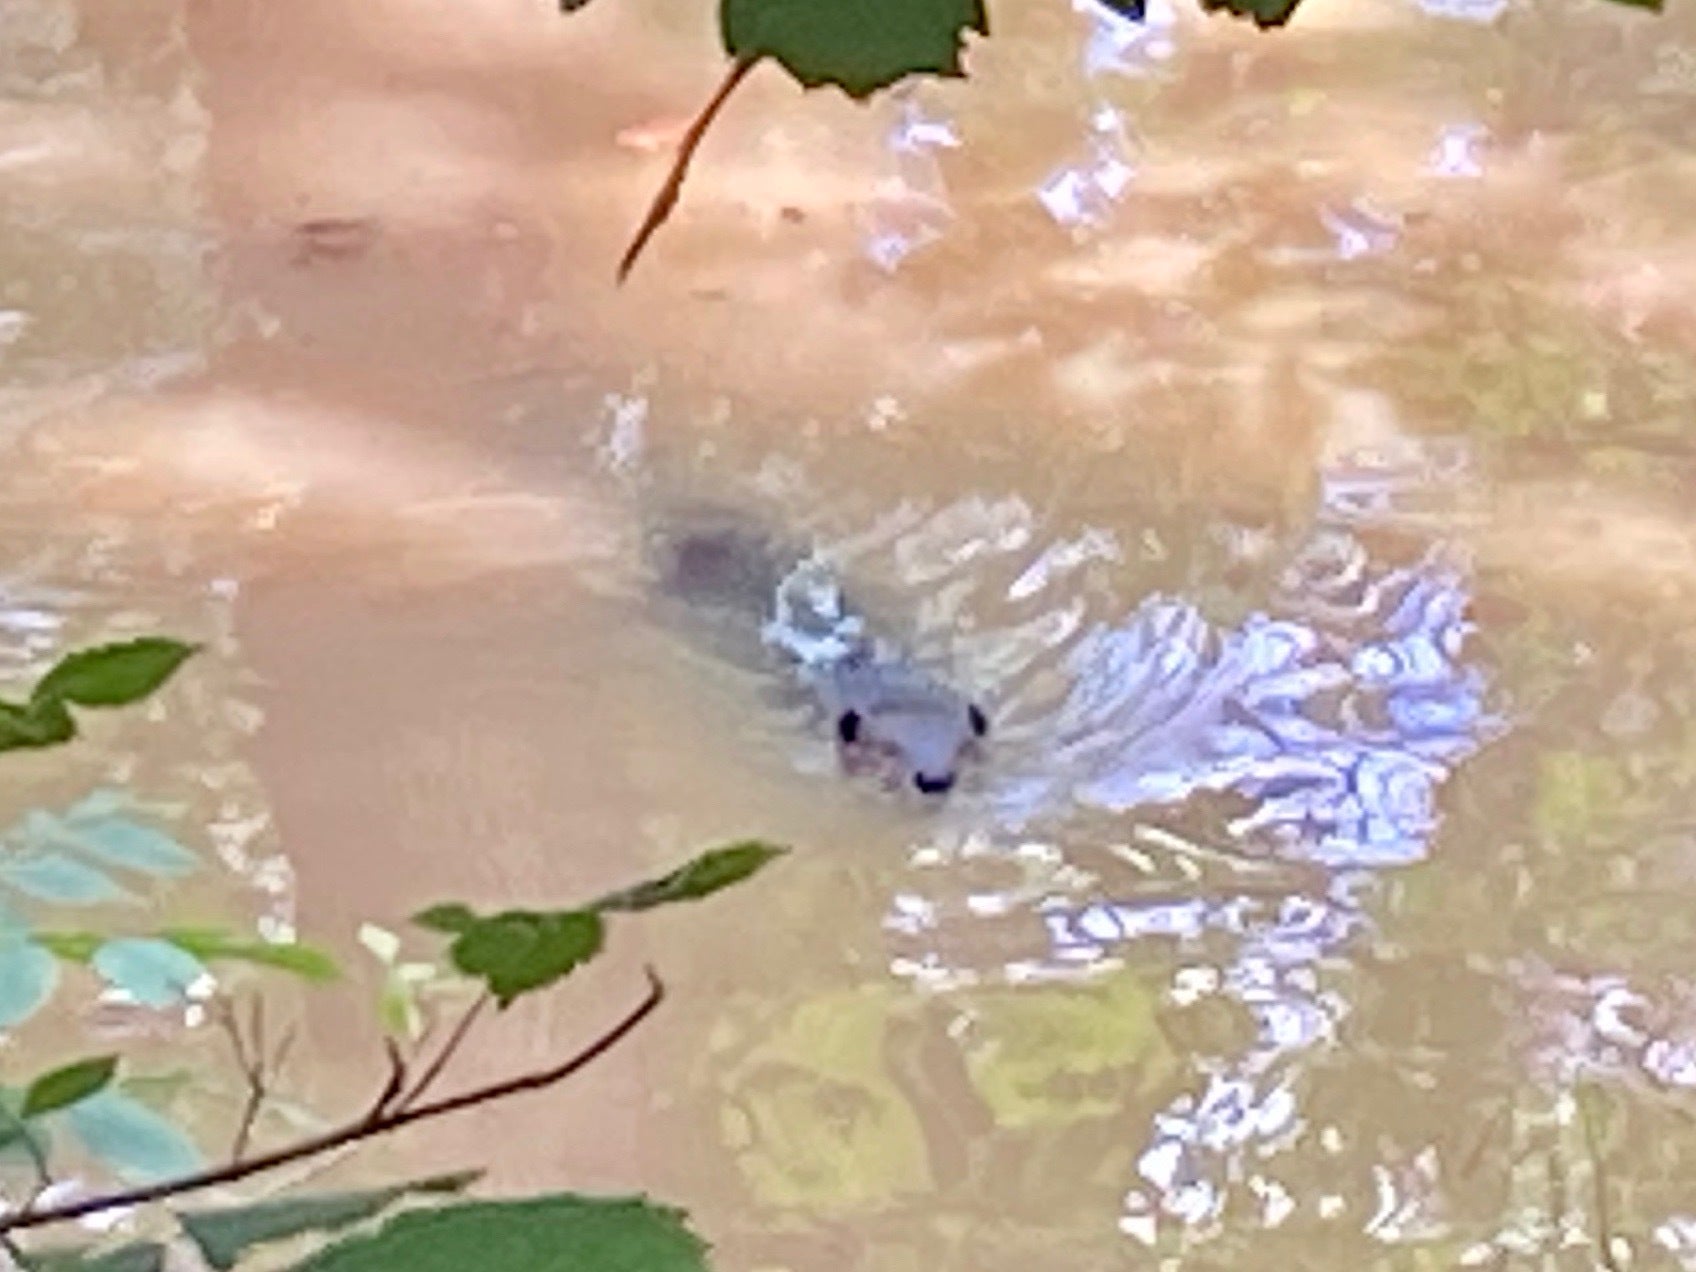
[648, 511, 988, 796]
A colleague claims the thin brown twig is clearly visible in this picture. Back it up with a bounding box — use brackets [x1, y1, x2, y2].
[365, 1038, 409, 1121]
[271, 1025, 297, 1084]
[398, 993, 488, 1111]
[216, 996, 268, 1162]
[617, 56, 760, 284]
[0, 968, 665, 1235]
[249, 997, 266, 1074]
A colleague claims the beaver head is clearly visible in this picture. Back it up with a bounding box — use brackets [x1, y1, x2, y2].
[823, 655, 989, 796]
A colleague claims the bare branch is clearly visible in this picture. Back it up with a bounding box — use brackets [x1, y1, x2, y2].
[271, 1025, 297, 1085]
[364, 1038, 408, 1123]
[398, 993, 488, 1112]
[215, 996, 268, 1162]
[0, 968, 665, 1235]
[617, 56, 759, 284]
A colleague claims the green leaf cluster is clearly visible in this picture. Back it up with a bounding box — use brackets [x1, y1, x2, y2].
[415, 841, 785, 1007]
[39, 1191, 711, 1272]
[0, 640, 197, 757]
[2, 1055, 201, 1193]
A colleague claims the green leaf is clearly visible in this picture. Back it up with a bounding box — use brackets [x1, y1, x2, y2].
[412, 903, 479, 935]
[21, 1240, 166, 1272]
[0, 936, 58, 1026]
[179, 1173, 482, 1270]
[0, 853, 129, 904]
[720, 0, 988, 99]
[1196, 0, 1303, 27]
[61, 1089, 202, 1183]
[32, 638, 199, 709]
[160, 928, 339, 983]
[1599, 0, 1661, 8]
[285, 1194, 710, 1272]
[448, 911, 604, 1008]
[0, 697, 75, 752]
[91, 938, 208, 1006]
[22, 1055, 119, 1118]
[591, 841, 788, 913]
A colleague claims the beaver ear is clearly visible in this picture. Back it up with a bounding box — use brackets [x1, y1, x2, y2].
[968, 704, 988, 738]
[836, 709, 862, 744]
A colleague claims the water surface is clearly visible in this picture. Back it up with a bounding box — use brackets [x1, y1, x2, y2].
[6, 0, 1696, 1266]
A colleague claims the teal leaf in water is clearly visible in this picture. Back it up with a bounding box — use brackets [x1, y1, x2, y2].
[285, 1195, 709, 1272]
[21, 1241, 166, 1272]
[0, 696, 76, 752]
[591, 841, 788, 913]
[32, 638, 199, 709]
[0, 893, 28, 936]
[412, 903, 480, 935]
[179, 1173, 482, 1270]
[0, 853, 129, 904]
[52, 815, 198, 879]
[91, 938, 209, 1006]
[0, 1085, 50, 1164]
[21, 1055, 119, 1118]
[720, 0, 988, 98]
[0, 936, 57, 1027]
[160, 928, 338, 983]
[448, 911, 605, 1008]
[60, 1089, 202, 1183]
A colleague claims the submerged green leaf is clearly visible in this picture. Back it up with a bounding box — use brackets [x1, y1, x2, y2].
[160, 928, 339, 982]
[0, 936, 58, 1027]
[22, 1055, 119, 1119]
[592, 841, 787, 913]
[285, 1194, 710, 1272]
[720, 0, 988, 98]
[179, 1173, 481, 1270]
[61, 1089, 201, 1183]
[33, 638, 199, 709]
[448, 911, 604, 1008]
[91, 938, 208, 1006]
[21, 1240, 166, 1272]
[33, 930, 106, 963]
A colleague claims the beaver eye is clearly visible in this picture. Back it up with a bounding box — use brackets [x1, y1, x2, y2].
[968, 704, 988, 738]
[836, 709, 862, 744]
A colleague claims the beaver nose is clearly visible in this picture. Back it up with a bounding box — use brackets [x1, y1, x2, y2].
[914, 772, 955, 796]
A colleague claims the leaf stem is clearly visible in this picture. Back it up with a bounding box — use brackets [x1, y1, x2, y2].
[617, 56, 760, 283]
[399, 993, 488, 1111]
[0, 969, 663, 1235]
